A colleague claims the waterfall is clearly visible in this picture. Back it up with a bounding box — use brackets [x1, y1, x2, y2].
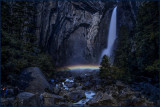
[100, 6, 117, 63]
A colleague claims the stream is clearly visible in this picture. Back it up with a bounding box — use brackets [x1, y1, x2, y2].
[74, 90, 95, 105]
[54, 77, 96, 105]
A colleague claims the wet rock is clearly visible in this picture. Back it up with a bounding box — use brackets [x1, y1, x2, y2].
[53, 84, 62, 94]
[19, 67, 51, 94]
[65, 82, 74, 88]
[87, 91, 116, 106]
[15, 92, 41, 106]
[41, 92, 64, 106]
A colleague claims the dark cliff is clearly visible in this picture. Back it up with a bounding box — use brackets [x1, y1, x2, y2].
[35, 1, 139, 66]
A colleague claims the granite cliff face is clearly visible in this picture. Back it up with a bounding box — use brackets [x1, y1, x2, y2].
[35, 1, 139, 66]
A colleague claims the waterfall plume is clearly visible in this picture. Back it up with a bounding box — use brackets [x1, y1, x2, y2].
[99, 6, 117, 63]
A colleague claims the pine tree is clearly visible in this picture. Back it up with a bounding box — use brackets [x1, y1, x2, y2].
[99, 55, 111, 79]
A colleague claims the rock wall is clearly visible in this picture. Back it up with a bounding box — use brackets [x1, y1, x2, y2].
[35, 1, 139, 66]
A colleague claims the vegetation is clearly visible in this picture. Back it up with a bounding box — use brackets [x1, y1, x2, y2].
[113, 1, 159, 83]
[130, 2, 159, 78]
[1, 1, 55, 84]
[99, 55, 130, 82]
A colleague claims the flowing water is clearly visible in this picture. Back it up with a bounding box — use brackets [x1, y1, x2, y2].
[100, 6, 117, 63]
[74, 90, 96, 105]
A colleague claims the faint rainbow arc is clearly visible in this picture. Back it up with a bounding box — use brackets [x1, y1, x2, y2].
[58, 65, 100, 71]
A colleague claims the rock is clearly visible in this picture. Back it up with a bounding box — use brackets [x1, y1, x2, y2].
[59, 89, 69, 97]
[104, 85, 119, 96]
[1, 98, 15, 106]
[67, 90, 86, 102]
[95, 85, 103, 91]
[100, 92, 117, 105]
[15, 92, 41, 106]
[58, 102, 73, 106]
[65, 82, 74, 88]
[87, 91, 117, 106]
[92, 78, 101, 85]
[116, 81, 125, 90]
[75, 76, 83, 82]
[68, 88, 75, 92]
[142, 82, 160, 101]
[41, 92, 64, 106]
[118, 88, 134, 101]
[19, 67, 51, 93]
[120, 97, 154, 106]
[53, 86, 61, 95]
[76, 86, 83, 90]
[83, 81, 92, 89]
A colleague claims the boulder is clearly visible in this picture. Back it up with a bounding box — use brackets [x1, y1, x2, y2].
[67, 90, 86, 102]
[87, 92, 117, 106]
[19, 67, 51, 93]
[41, 92, 64, 106]
[59, 89, 69, 97]
[87, 91, 102, 105]
[53, 86, 61, 95]
[15, 92, 41, 106]
[65, 82, 74, 88]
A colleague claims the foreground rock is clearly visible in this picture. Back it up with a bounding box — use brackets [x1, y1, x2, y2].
[15, 92, 41, 106]
[67, 90, 86, 102]
[40, 92, 64, 106]
[18, 67, 51, 93]
[2, 67, 158, 106]
[1, 98, 15, 106]
[87, 91, 116, 106]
